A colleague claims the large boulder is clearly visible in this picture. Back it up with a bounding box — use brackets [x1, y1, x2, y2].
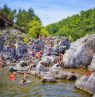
[63, 34, 95, 67]
[75, 73, 95, 94]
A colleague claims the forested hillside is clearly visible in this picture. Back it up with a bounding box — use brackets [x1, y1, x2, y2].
[1, 5, 95, 40]
[46, 8, 95, 41]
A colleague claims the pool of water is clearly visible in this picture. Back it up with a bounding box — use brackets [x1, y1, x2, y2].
[0, 67, 92, 97]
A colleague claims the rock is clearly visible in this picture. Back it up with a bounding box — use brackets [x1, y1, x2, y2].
[0, 36, 4, 52]
[51, 63, 61, 69]
[75, 73, 95, 94]
[89, 54, 95, 72]
[54, 38, 71, 54]
[49, 68, 61, 75]
[35, 61, 48, 74]
[54, 71, 67, 79]
[11, 61, 29, 71]
[66, 72, 77, 80]
[34, 39, 45, 52]
[9, 66, 17, 72]
[93, 94, 95, 97]
[42, 78, 56, 83]
[63, 34, 95, 67]
[42, 74, 56, 83]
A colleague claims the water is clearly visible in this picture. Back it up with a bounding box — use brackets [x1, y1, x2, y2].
[0, 67, 92, 97]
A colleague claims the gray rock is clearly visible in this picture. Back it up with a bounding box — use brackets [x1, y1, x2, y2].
[89, 54, 95, 72]
[63, 34, 95, 67]
[66, 72, 77, 80]
[11, 61, 29, 71]
[0, 36, 4, 51]
[93, 94, 95, 97]
[42, 74, 56, 83]
[75, 73, 95, 94]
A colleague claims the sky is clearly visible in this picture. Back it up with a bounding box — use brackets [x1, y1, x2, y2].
[0, 0, 95, 25]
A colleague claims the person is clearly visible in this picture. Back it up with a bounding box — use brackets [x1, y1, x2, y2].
[35, 50, 42, 59]
[20, 72, 28, 84]
[9, 72, 16, 80]
[27, 62, 34, 73]
[85, 71, 92, 77]
[0, 55, 3, 68]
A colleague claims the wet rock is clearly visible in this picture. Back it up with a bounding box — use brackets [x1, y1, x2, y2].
[49, 64, 76, 80]
[42, 74, 56, 83]
[63, 34, 95, 67]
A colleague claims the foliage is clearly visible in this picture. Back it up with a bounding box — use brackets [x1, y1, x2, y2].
[46, 8, 95, 41]
[23, 36, 30, 44]
[28, 20, 49, 38]
[41, 27, 49, 37]
[15, 8, 41, 31]
[0, 5, 42, 34]
[0, 4, 16, 23]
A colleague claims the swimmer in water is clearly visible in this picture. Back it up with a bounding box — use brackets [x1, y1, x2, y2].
[20, 72, 28, 84]
[9, 72, 16, 80]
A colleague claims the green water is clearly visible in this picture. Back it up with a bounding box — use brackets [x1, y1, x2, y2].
[0, 68, 92, 97]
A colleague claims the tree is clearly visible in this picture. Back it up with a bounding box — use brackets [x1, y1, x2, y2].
[16, 8, 41, 32]
[46, 8, 95, 41]
[0, 4, 16, 23]
[28, 20, 42, 38]
[28, 20, 49, 38]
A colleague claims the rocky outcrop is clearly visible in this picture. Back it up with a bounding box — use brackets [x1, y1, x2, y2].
[31, 58, 78, 82]
[54, 38, 71, 54]
[63, 34, 95, 67]
[75, 53, 95, 94]
[75, 73, 95, 94]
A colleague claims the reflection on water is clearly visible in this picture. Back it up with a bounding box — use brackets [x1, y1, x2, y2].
[0, 68, 91, 97]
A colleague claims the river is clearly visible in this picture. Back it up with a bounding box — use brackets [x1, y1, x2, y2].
[0, 67, 92, 97]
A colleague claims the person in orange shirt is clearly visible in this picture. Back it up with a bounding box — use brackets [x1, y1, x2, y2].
[9, 72, 16, 80]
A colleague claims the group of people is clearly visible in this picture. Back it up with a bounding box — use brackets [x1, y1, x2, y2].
[0, 35, 71, 84]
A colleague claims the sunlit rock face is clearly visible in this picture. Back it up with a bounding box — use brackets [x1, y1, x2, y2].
[89, 54, 95, 71]
[63, 34, 95, 68]
[75, 73, 95, 94]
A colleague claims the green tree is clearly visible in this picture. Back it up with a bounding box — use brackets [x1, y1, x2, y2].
[46, 8, 95, 41]
[28, 20, 49, 38]
[28, 20, 42, 38]
[0, 4, 16, 23]
[16, 7, 40, 32]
